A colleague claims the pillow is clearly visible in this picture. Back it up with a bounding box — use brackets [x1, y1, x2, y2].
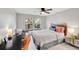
[50, 27, 55, 31]
[55, 26, 64, 32]
[51, 23, 56, 28]
[50, 23, 56, 31]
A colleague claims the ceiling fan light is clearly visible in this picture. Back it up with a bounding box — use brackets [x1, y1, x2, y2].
[40, 11, 45, 14]
[40, 11, 48, 16]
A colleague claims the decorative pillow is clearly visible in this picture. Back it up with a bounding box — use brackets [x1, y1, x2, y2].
[55, 26, 64, 32]
[50, 23, 56, 31]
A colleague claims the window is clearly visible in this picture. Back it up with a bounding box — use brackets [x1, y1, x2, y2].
[34, 18, 40, 29]
[25, 18, 40, 30]
[25, 18, 33, 30]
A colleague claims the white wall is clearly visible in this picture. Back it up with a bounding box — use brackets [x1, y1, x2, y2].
[46, 8, 79, 28]
[16, 13, 46, 30]
[0, 8, 16, 29]
[0, 8, 16, 38]
[46, 8, 79, 33]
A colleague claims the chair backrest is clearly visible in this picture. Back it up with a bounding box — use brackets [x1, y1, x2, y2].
[21, 35, 31, 50]
[11, 35, 22, 50]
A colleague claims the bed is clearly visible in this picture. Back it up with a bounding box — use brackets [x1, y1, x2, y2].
[31, 24, 67, 50]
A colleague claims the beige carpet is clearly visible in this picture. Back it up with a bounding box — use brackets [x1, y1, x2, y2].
[48, 43, 78, 50]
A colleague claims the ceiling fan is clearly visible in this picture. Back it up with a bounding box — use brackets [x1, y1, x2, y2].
[40, 8, 52, 15]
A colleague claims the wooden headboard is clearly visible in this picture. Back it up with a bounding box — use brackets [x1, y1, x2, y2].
[56, 23, 67, 36]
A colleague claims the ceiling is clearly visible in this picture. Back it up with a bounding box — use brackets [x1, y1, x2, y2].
[15, 8, 69, 16]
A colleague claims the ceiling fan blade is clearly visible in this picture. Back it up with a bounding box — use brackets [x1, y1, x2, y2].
[41, 8, 45, 11]
[46, 9, 52, 11]
[45, 11, 50, 14]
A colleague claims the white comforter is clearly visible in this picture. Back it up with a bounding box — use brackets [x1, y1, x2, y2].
[31, 29, 64, 47]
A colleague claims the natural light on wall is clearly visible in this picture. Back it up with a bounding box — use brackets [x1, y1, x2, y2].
[68, 27, 75, 34]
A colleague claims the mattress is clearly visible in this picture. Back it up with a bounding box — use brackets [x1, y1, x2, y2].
[31, 29, 65, 49]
